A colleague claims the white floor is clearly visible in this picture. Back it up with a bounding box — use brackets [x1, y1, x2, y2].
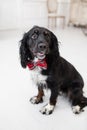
[0, 27, 87, 130]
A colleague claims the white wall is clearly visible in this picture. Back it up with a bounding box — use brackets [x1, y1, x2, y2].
[22, 0, 48, 29]
[0, 0, 71, 30]
[0, 0, 21, 30]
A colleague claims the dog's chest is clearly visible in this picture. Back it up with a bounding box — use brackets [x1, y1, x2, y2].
[30, 67, 47, 86]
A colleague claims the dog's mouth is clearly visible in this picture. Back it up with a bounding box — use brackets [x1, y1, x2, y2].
[31, 50, 46, 60]
[31, 48, 49, 60]
[36, 52, 46, 60]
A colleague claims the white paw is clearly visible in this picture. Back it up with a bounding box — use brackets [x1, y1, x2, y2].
[40, 103, 55, 115]
[72, 105, 81, 114]
[30, 96, 38, 104]
[30, 96, 43, 104]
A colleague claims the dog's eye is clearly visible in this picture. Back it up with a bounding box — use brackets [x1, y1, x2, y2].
[44, 31, 49, 38]
[31, 33, 38, 40]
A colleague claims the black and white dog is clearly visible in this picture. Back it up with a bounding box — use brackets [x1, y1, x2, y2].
[20, 26, 87, 115]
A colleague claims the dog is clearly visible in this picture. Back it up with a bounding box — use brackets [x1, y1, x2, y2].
[19, 26, 87, 115]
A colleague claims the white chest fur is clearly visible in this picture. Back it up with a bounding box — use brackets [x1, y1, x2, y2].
[30, 66, 47, 86]
[29, 57, 47, 87]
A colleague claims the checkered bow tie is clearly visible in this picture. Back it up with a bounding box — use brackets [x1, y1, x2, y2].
[27, 59, 47, 70]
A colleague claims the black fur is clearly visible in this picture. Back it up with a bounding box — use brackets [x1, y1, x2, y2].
[20, 26, 87, 114]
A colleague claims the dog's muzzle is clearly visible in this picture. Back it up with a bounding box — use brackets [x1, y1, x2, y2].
[38, 43, 47, 52]
[36, 43, 48, 59]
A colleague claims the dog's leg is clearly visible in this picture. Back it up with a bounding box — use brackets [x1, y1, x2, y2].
[68, 85, 87, 114]
[30, 87, 44, 104]
[40, 87, 58, 115]
[71, 96, 87, 114]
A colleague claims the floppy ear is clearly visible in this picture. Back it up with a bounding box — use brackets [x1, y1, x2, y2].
[50, 32, 59, 55]
[19, 32, 32, 68]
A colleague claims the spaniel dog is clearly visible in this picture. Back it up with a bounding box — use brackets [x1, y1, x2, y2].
[20, 26, 87, 115]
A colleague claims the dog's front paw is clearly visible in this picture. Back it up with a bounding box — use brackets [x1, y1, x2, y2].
[40, 103, 55, 115]
[30, 96, 43, 104]
[72, 105, 84, 114]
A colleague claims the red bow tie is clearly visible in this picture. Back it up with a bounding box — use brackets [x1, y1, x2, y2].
[27, 59, 47, 70]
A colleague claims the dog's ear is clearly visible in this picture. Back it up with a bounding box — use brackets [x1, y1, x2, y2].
[19, 32, 32, 68]
[50, 32, 59, 55]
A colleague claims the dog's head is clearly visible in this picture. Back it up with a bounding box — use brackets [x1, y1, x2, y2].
[20, 26, 59, 68]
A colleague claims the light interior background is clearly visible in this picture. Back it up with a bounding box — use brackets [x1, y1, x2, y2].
[0, 0, 87, 130]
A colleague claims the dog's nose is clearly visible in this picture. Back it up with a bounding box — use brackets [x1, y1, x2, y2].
[38, 43, 47, 51]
